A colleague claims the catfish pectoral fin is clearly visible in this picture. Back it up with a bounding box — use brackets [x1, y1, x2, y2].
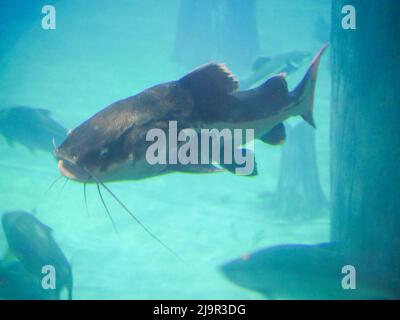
[219, 148, 258, 177]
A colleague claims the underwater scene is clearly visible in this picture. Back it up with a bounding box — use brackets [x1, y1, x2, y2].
[0, 0, 399, 300]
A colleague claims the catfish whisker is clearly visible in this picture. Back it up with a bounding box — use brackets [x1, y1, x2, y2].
[96, 183, 119, 236]
[45, 175, 64, 194]
[99, 180, 181, 260]
[52, 136, 57, 149]
[83, 183, 90, 217]
[58, 178, 69, 198]
[81, 166, 180, 259]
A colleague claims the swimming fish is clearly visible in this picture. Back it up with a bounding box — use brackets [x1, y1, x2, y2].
[1, 211, 73, 300]
[54, 45, 327, 184]
[220, 243, 400, 300]
[53, 45, 327, 256]
[0, 106, 67, 153]
[240, 51, 312, 89]
[0, 260, 59, 300]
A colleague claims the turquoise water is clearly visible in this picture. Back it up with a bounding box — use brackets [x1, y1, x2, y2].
[0, 0, 331, 299]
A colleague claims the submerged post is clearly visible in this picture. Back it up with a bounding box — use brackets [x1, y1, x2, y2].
[272, 122, 328, 220]
[331, 0, 400, 279]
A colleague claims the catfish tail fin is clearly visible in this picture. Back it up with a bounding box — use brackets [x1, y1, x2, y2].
[290, 44, 329, 128]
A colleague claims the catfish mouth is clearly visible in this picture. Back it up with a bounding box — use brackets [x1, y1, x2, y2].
[57, 159, 91, 182]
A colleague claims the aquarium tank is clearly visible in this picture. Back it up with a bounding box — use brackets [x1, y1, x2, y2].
[0, 0, 399, 305]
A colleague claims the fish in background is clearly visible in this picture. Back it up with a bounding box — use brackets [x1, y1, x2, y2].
[2, 211, 73, 300]
[220, 243, 400, 300]
[0, 106, 67, 153]
[240, 51, 312, 89]
[0, 260, 58, 300]
[313, 15, 331, 44]
[313, 15, 331, 71]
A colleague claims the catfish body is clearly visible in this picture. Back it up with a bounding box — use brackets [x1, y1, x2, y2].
[55, 45, 328, 183]
[1, 211, 73, 300]
[0, 106, 67, 152]
[220, 243, 400, 300]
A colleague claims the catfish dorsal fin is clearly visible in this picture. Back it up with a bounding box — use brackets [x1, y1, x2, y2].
[179, 63, 239, 95]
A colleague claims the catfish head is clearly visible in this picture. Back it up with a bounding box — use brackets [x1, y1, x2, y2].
[54, 82, 193, 183]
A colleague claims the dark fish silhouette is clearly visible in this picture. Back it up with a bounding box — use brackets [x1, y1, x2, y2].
[240, 51, 312, 89]
[2, 211, 73, 300]
[221, 243, 400, 300]
[0, 260, 58, 300]
[55, 45, 328, 183]
[0, 106, 67, 152]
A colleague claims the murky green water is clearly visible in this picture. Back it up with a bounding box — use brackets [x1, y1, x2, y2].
[0, 0, 331, 299]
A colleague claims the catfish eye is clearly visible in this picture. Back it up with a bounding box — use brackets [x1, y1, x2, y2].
[100, 148, 109, 158]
